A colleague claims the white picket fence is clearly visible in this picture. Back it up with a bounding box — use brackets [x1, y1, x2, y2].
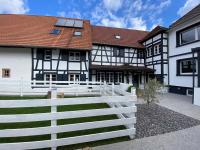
[0, 84, 137, 150]
[0, 79, 103, 96]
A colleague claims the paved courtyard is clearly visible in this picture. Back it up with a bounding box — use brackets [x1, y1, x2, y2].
[93, 93, 200, 150]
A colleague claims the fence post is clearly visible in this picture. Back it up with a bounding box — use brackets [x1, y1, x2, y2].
[104, 81, 106, 95]
[51, 88, 57, 150]
[131, 87, 136, 96]
[50, 75, 52, 90]
[112, 83, 114, 96]
[76, 79, 79, 96]
[20, 77, 23, 97]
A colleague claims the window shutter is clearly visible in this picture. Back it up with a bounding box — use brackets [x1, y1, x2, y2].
[80, 74, 86, 81]
[36, 74, 44, 80]
[119, 49, 124, 57]
[63, 74, 68, 81]
[176, 32, 180, 47]
[113, 48, 118, 56]
[57, 74, 68, 81]
[81, 52, 86, 61]
[57, 74, 63, 81]
[36, 49, 44, 60]
[177, 60, 180, 75]
[61, 50, 68, 61]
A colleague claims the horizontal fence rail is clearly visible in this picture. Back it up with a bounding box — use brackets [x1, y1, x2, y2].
[0, 79, 104, 96]
[0, 88, 137, 150]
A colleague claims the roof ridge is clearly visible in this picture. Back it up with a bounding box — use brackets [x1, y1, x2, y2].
[92, 25, 149, 33]
[0, 14, 90, 21]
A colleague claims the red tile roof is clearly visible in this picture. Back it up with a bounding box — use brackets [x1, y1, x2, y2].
[92, 25, 149, 48]
[0, 14, 92, 50]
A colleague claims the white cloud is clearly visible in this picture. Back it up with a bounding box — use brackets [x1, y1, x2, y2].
[0, 0, 29, 14]
[103, 0, 122, 11]
[129, 17, 147, 30]
[90, 0, 171, 30]
[101, 18, 125, 28]
[178, 0, 200, 16]
[57, 11, 66, 17]
[57, 10, 82, 19]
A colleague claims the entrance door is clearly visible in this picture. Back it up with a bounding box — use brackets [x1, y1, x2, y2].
[132, 74, 139, 86]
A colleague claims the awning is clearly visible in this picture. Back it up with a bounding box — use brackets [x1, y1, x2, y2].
[90, 65, 154, 72]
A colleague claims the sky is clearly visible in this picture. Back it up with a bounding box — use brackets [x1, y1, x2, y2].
[0, 0, 200, 31]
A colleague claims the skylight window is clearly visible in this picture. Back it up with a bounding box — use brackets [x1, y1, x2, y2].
[50, 29, 61, 35]
[74, 31, 82, 36]
[115, 35, 121, 39]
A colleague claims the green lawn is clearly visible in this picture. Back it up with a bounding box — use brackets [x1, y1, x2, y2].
[0, 96, 130, 150]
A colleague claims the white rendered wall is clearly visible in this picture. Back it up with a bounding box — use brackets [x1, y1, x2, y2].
[0, 47, 32, 80]
[168, 16, 200, 88]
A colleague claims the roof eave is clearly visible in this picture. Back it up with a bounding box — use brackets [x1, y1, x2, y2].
[0, 44, 92, 51]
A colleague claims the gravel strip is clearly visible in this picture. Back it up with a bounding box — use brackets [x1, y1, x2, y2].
[135, 103, 200, 139]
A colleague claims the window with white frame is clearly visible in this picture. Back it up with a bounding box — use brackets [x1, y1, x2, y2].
[44, 74, 57, 83]
[147, 47, 152, 57]
[69, 74, 80, 82]
[44, 50, 51, 60]
[69, 52, 80, 61]
[115, 72, 123, 83]
[106, 72, 114, 83]
[179, 25, 200, 45]
[154, 44, 159, 55]
[179, 59, 197, 74]
[97, 72, 105, 82]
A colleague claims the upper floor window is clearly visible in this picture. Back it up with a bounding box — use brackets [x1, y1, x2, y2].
[44, 50, 51, 60]
[113, 48, 124, 57]
[2, 68, 10, 78]
[50, 29, 61, 35]
[74, 31, 82, 36]
[69, 52, 80, 61]
[138, 51, 144, 58]
[154, 45, 158, 55]
[180, 28, 196, 45]
[115, 35, 121, 39]
[147, 47, 152, 57]
[178, 24, 200, 46]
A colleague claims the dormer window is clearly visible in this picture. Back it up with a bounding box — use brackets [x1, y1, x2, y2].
[74, 31, 82, 36]
[115, 35, 121, 39]
[50, 29, 61, 35]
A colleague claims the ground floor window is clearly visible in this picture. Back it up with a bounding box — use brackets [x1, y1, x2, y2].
[44, 74, 57, 81]
[181, 59, 196, 73]
[106, 72, 114, 83]
[115, 72, 123, 83]
[97, 72, 105, 82]
[69, 74, 80, 82]
[2, 68, 10, 78]
[96, 71, 123, 83]
[177, 58, 197, 75]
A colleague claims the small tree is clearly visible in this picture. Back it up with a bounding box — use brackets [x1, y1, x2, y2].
[143, 78, 163, 106]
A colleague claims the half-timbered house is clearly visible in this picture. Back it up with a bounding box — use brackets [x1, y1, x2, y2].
[0, 14, 92, 82]
[90, 26, 154, 86]
[140, 26, 168, 85]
